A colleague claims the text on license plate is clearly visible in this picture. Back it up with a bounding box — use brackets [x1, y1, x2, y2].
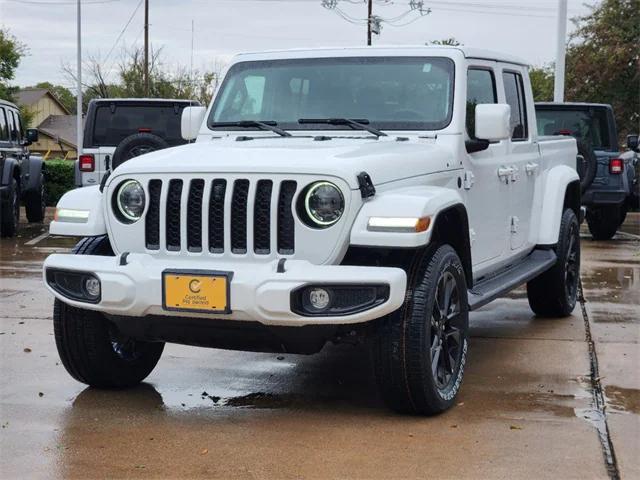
[162, 271, 231, 313]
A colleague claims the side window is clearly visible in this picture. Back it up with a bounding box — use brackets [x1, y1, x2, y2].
[13, 111, 22, 141]
[466, 68, 497, 139]
[502, 71, 528, 140]
[0, 108, 9, 141]
[7, 109, 17, 142]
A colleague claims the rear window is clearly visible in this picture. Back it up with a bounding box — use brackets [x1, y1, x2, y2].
[536, 108, 611, 149]
[90, 104, 190, 147]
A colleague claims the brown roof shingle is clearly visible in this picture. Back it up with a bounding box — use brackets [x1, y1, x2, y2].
[38, 115, 82, 148]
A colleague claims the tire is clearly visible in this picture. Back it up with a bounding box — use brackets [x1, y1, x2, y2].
[112, 133, 169, 169]
[372, 245, 469, 415]
[527, 208, 580, 317]
[586, 206, 621, 240]
[0, 178, 19, 238]
[53, 235, 164, 388]
[25, 172, 46, 223]
[575, 141, 597, 192]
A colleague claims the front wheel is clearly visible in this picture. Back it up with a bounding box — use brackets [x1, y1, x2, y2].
[0, 178, 19, 238]
[54, 301, 164, 388]
[527, 208, 580, 317]
[372, 245, 469, 415]
[53, 235, 164, 388]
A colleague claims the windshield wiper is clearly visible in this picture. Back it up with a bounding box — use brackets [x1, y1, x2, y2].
[210, 120, 291, 137]
[298, 118, 387, 137]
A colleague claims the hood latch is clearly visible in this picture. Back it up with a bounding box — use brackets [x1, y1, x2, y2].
[357, 171, 376, 199]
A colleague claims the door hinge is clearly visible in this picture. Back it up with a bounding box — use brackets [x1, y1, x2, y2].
[463, 170, 475, 190]
[469, 228, 476, 245]
[510, 216, 519, 234]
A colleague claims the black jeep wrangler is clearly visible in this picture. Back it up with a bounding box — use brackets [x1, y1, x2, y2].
[536, 102, 638, 240]
[0, 99, 46, 237]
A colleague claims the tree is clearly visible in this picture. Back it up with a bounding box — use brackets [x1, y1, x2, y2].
[428, 38, 462, 46]
[0, 28, 27, 102]
[63, 46, 223, 109]
[32, 82, 76, 113]
[565, 0, 640, 138]
[529, 65, 554, 102]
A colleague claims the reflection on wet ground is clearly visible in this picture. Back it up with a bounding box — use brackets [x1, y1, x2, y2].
[605, 385, 640, 415]
[1, 211, 638, 478]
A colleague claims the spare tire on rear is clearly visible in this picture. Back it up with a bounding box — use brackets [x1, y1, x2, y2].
[111, 132, 169, 169]
[575, 140, 597, 192]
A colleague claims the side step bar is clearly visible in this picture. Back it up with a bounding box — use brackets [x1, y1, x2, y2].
[468, 248, 557, 311]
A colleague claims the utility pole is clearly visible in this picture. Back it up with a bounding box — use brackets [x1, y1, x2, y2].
[367, 0, 373, 46]
[76, 0, 82, 157]
[554, 0, 568, 102]
[144, 0, 149, 97]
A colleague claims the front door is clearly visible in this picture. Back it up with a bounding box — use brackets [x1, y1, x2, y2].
[463, 64, 511, 273]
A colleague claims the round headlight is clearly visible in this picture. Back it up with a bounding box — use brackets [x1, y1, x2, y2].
[116, 180, 145, 222]
[303, 181, 344, 227]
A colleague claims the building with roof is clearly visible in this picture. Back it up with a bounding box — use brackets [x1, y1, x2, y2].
[15, 88, 80, 159]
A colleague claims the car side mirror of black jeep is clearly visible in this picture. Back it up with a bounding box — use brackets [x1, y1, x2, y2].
[627, 134, 639, 153]
[25, 128, 38, 145]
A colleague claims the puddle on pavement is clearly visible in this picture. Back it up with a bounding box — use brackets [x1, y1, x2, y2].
[604, 385, 640, 414]
[581, 265, 639, 306]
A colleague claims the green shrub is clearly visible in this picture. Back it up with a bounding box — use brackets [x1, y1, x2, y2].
[45, 159, 75, 206]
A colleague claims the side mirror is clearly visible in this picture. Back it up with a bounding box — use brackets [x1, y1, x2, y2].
[25, 128, 39, 143]
[181, 106, 207, 141]
[475, 104, 511, 142]
[627, 134, 639, 153]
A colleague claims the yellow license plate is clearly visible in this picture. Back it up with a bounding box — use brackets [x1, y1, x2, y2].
[162, 270, 232, 313]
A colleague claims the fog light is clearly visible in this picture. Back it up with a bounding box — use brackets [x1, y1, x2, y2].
[84, 277, 101, 299]
[308, 288, 331, 311]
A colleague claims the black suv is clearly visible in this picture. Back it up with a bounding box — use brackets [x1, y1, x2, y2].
[0, 99, 46, 237]
[536, 102, 638, 240]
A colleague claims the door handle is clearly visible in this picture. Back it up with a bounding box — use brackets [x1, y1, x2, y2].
[525, 162, 539, 175]
[497, 166, 514, 179]
[510, 165, 520, 182]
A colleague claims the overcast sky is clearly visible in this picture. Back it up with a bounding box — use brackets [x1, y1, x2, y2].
[1, 0, 596, 88]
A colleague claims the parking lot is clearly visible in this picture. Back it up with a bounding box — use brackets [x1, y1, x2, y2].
[0, 209, 638, 479]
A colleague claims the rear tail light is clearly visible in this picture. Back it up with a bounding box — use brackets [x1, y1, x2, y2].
[79, 154, 95, 172]
[609, 158, 624, 174]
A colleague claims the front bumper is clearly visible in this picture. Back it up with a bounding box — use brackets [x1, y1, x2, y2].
[43, 254, 407, 327]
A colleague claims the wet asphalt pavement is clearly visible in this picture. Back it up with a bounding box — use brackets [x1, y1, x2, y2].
[0, 209, 638, 479]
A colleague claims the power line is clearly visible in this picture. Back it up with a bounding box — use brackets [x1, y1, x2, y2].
[322, 0, 430, 45]
[102, 0, 143, 67]
[6, 0, 119, 4]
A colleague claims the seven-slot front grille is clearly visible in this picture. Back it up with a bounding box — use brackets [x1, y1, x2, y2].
[145, 177, 297, 256]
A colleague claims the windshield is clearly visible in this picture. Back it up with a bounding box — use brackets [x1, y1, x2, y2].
[209, 56, 455, 132]
[536, 108, 612, 149]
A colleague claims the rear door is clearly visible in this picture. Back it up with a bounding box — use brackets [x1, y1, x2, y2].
[499, 67, 539, 253]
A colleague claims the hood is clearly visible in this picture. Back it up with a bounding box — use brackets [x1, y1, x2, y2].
[112, 136, 453, 189]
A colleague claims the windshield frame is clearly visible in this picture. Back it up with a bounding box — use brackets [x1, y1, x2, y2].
[207, 56, 456, 133]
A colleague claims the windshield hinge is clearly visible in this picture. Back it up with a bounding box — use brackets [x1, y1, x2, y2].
[357, 171, 376, 199]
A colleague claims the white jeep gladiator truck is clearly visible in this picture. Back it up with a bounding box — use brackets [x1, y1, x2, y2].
[44, 47, 580, 415]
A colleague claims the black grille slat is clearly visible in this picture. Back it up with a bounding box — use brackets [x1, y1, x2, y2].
[277, 181, 296, 254]
[231, 179, 250, 254]
[187, 179, 204, 252]
[145, 179, 162, 250]
[208, 179, 226, 253]
[166, 179, 183, 251]
[253, 180, 273, 254]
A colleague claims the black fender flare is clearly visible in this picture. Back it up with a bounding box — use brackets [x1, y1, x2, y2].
[22, 155, 45, 195]
[1, 157, 19, 186]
